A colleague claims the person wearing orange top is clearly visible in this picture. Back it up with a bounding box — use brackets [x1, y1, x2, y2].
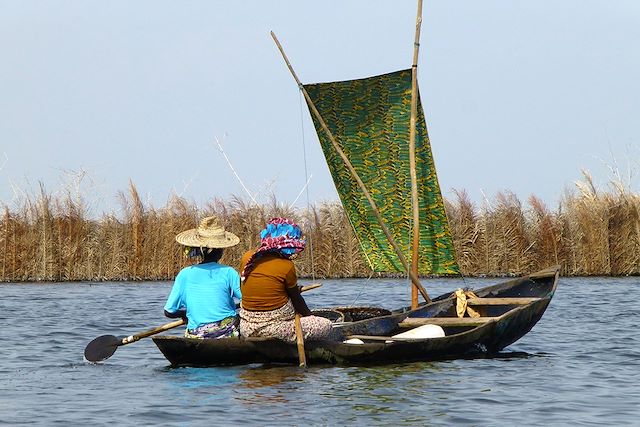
[239, 217, 332, 342]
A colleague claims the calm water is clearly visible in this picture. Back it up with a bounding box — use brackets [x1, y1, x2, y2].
[2, 276, 640, 426]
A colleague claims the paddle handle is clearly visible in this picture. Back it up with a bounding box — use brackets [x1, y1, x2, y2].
[294, 313, 307, 368]
[300, 283, 322, 293]
[295, 284, 319, 367]
[121, 319, 186, 345]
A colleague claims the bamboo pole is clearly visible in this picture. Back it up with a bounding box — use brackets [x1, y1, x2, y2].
[409, 0, 424, 309]
[271, 31, 431, 303]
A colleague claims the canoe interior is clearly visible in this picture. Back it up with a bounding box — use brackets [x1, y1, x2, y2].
[152, 266, 559, 367]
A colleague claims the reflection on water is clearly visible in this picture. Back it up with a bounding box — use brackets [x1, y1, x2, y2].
[2, 278, 640, 426]
[235, 366, 308, 406]
[239, 366, 307, 389]
[164, 366, 243, 390]
[489, 351, 537, 360]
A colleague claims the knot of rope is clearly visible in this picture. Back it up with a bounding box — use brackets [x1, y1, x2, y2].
[454, 289, 481, 318]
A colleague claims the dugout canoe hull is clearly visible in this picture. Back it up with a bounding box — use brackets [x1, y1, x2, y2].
[152, 266, 559, 367]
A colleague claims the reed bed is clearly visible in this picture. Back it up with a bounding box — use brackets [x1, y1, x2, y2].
[2, 176, 640, 282]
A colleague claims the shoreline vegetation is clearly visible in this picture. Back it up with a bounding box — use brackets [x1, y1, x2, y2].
[1, 172, 639, 282]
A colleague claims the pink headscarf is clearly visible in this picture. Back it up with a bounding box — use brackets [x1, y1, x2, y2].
[241, 217, 305, 281]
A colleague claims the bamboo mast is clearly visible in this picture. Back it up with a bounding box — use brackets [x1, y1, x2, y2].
[409, 0, 424, 309]
[271, 31, 431, 303]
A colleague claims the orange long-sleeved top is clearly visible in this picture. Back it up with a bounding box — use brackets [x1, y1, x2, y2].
[239, 251, 297, 311]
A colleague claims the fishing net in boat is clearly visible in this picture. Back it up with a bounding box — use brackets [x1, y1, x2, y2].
[311, 309, 344, 322]
[312, 307, 392, 322]
[303, 69, 460, 276]
[337, 307, 392, 322]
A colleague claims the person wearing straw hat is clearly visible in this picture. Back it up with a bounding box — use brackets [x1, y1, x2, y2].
[238, 217, 332, 343]
[164, 216, 242, 339]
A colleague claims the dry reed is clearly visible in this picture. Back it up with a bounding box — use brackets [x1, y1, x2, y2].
[2, 173, 640, 282]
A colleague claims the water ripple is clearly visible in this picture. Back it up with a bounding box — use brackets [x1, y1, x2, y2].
[2, 278, 640, 425]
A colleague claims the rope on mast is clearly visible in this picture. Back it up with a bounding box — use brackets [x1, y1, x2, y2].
[297, 89, 316, 281]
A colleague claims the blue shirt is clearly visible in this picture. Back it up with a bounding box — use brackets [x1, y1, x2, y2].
[164, 262, 241, 330]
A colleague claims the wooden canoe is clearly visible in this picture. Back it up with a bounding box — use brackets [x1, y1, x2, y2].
[152, 266, 559, 367]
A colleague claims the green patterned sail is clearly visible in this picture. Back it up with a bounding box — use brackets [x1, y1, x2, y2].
[303, 69, 459, 275]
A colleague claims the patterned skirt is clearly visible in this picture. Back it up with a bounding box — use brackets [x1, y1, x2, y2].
[239, 300, 333, 343]
[185, 315, 240, 339]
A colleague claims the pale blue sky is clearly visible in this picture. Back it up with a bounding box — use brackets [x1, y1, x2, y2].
[1, 1, 639, 215]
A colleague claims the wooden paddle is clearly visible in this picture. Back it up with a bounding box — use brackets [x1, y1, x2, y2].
[84, 283, 323, 363]
[84, 318, 185, 363]
[293, 284, 321, 368]
[299, 283, 322, 293]
[294, 313, 307, 368]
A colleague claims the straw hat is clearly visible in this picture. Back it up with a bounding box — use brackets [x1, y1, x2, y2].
[175, 216, 240, 248]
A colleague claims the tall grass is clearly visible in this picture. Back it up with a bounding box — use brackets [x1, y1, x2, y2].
[2, 174, 640, 282]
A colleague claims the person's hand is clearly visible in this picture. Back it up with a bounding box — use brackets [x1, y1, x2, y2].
[175, 309, 188, 324]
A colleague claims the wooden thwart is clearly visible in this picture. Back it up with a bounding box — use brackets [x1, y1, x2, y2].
[466, 297, 540, 306]
[399, 316, 500, 328]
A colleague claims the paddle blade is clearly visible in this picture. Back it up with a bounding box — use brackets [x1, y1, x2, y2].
[84, 335, 121, 362]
